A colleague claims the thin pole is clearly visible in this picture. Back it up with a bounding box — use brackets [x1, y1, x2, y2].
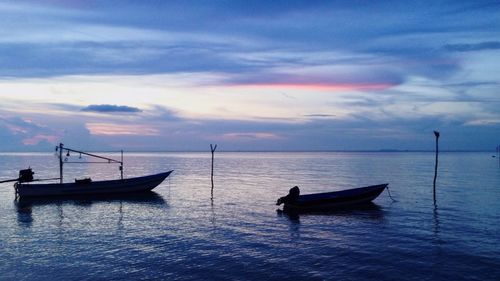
[433, 131, 440, 205]
[120, 150, 124, 180]
[59, 143, 64, 184]
[210, 144, 217, 199]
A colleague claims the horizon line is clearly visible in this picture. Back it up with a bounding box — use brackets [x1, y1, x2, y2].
[0, 149, 497, 153]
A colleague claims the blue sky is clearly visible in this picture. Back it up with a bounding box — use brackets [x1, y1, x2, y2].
[0, 0, 499, 151]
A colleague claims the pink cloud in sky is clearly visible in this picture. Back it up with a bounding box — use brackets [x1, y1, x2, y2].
[86, 123, 160, 136]
[221, 132, 282, 140]
[22, 134, 58, 145]
[6, 124, 28, 134]
[227, 82, 394, 91]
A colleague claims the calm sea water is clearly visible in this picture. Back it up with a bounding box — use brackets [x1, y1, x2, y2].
[0, 152, 499, 280]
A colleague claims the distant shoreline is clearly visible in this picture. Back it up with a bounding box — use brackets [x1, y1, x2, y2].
[0, 150, 496, 153]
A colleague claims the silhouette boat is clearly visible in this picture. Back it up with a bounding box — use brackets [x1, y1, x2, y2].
[15, 171, 172, 197]
[276, 184, 388, 212]
[2, 143, 173, 198]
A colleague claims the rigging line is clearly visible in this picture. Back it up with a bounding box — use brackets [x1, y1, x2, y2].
[62, 147, 122, 164]
[386, 185, 397, 202]
[64, 161, 122, 164]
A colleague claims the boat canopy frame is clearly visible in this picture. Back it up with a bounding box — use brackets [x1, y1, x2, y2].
[56, 143, 124, 184]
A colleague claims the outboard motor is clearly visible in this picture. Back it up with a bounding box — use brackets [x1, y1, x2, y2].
[18, 168, 34, 183]
[276, 186, 300, 205]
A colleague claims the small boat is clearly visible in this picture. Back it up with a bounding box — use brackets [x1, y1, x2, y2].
[15, 171, 172, 197]
[276, 184, 388, 212]
[4, 143, 173, 198]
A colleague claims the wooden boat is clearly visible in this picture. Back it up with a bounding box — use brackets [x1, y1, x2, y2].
[4, 143, 173, 198]
[277, 184, 388, 212]
[15, 171, 172, 197]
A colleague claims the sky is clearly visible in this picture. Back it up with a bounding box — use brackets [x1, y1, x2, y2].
[0, 0, 499, 151]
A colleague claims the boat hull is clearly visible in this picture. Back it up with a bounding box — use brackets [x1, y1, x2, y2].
[16, 171, 173, 198]
[283, 184, 388, 212]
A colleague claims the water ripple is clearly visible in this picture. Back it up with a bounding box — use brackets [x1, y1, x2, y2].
[0, 152, 499, 280]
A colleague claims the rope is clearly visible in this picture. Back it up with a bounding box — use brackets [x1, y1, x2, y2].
[0, 178, 19, 184]
[386, 185, 397, 202]
[14, 182, 19, 200]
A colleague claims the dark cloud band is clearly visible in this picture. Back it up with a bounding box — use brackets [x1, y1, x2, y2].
[81, 104, 142, 113]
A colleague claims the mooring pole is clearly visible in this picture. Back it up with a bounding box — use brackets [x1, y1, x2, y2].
[210, 144, 217, 200]
[433, 131, 440, 205]
[59, 143, 64, 184]
[120, 150, 124, 180]
[497, 145, 499, 167]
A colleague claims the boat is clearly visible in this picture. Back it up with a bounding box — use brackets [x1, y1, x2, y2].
[5, 143, 173, 198]
[276, 184, 388, 212]
[15, 171, 172, 197]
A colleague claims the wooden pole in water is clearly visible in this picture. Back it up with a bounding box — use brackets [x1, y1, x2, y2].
[59, 143, 64, 184]
[120, 150, 124, 180]
[497, 145, 500, 167]
[210, 144, 217, 199]
[433, 131, 440, 205]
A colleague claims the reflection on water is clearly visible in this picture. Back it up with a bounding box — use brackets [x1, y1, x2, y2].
[14, 191, 166, 226]
[15, 202, 33, 226]
[15, 191, 166, 208]
[278, 202, 385, 223]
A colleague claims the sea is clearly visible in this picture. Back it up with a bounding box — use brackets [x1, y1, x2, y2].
[0, 151, 499, 281]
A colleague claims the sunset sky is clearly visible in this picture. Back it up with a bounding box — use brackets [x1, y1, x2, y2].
[0, 0, 499, 151]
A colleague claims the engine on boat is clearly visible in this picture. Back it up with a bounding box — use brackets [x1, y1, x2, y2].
[18, 168, 34, 183]
[276, 186, 300, 205]
[75, 177, 92, 184]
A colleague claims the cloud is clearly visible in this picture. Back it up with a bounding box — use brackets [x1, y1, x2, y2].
[0, 1, 499, 151]
[464, 118, 500, 126]
[444, 41, 500, 52]
[220, 132, 282, 140]
[22, 134, 58, 145]
[303, 114, 336, 118]
[81, 104, 142, 113]
[228, 82, 394, 91]
[143, 105, 182, 122]
[0, 116, 60, 150]
[1, 0, 493, 81]
[219, 51, 406, 88]
[85, 123, 159, 136]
